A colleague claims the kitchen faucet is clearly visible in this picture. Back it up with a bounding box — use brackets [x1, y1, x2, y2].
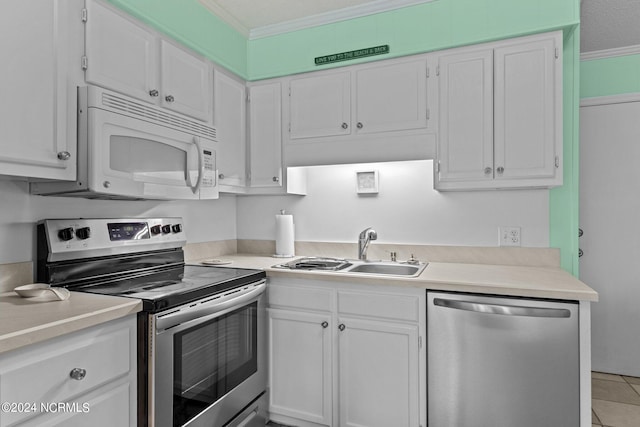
[358, 227, 378, 260]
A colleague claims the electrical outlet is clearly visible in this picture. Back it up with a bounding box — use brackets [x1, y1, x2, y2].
[499, 226, 521, 247]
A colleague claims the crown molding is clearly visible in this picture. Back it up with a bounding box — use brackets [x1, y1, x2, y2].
[581, 92, 640, 107]
[200, 0, 435, 40]
[198, 0, 250, 38]
[581, 44, 640, 61]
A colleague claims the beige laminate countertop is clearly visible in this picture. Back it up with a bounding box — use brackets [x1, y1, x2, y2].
[192, 254, 598, 302]
[0, 291, 142, 355]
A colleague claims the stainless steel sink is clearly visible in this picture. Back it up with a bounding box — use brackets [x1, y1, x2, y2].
[344, 261, 427, 277]
[272, 257, 427, 277]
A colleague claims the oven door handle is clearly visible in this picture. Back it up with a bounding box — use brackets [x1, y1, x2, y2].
[155, 280, 266, 332]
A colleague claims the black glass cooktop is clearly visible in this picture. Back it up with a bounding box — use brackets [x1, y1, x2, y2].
[63, 264, 265, 313]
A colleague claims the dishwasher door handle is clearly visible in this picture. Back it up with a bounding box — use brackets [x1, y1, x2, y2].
[433, 298, 571, 318]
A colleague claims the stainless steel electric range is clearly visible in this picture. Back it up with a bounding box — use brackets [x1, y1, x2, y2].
[36, 218, 267, 427]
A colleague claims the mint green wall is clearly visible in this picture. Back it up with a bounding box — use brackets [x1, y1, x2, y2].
[581, 54, 640, 98]
[247, 0, 578, 79]
[550, 28, 581, 274]
[107, 0, 248, 77]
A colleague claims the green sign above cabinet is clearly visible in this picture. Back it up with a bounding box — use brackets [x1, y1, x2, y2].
[315, 45, 390, 65]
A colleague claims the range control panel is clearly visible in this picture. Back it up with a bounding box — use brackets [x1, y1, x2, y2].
[40, 218, 186, 261]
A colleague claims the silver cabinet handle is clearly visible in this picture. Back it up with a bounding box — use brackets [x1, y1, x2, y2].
[356, 122, 363, 129]
[57, 151, 71, 161]
[341, 122, 348, 129]
[433, 298, 571, 318]
[69, 368, 86, 380]
[219, 173, 225, 180]
[338, 324, 346, 331]
[273, 176, 280, 183]
[103, 181, 111, 188]
[149, 89, 159, 97]
[496, 166, 505, 174]
[484, 167, 492, 175]
[321, 321, 329, 328]
[165, 95, 175, 103]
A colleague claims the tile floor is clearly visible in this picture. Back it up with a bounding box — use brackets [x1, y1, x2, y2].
[592, 371, 640, 427]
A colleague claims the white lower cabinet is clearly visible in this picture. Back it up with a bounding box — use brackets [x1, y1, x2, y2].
[338, 317, 419, 427]
[269, 309, 333, 425]
[267, 279, 425, 427]
[0, 315, 137, 427]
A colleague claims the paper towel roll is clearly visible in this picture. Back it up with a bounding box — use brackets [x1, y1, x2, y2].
[275, 212, 295, 257]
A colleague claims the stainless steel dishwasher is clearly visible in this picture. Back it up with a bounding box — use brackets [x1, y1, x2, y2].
[427, 291, 580, 427]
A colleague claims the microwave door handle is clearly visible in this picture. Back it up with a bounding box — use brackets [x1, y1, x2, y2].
[186, 136, 204, 194]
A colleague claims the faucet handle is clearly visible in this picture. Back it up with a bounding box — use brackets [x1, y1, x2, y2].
[406, 254, 419, 265]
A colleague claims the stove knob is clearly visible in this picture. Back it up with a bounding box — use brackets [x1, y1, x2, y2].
[172, 224, 182, 233]
[58, 227, 75, 241]
[76, 227, 91, 240]
[150, 225, 161, 235]
[161, 224, 171, 234]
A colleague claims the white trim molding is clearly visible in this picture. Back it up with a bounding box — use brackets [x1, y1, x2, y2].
[581, 44, 640, 61]
[581, 92, 640, 107]
[198, 0, 436, 40]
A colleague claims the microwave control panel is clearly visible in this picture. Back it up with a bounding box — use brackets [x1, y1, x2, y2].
[202, 149, 215, 188]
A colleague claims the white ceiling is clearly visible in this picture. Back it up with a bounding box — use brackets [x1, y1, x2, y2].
[199, 0, 640, 54]
[198, 0, 435, 39]
[580, 0, 640, 53]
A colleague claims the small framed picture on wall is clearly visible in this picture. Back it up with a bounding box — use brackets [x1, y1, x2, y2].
[356, 170, 378, 194]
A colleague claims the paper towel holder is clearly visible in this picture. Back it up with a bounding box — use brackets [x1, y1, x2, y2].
[274, 209, 295, 258]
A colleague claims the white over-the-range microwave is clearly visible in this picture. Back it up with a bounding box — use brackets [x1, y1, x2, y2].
[31, 85, 218, 200]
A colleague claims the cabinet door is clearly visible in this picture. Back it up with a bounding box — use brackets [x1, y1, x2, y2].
[248, 82, 282, 187]
[214, 70, 246, 188]
[268, 309, 332, 426]
[0, 0, 83, 180]
[437, 49, 494, 184]
[160, 40, 212, 121]
[289, 72, 351, 139]
[494, 36, 560, 181]
[355, 59, 427, 134]
[338, 317, 420, 427]
[85, 0, 158, 104]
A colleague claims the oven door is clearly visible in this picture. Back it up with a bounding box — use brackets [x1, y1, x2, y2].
[151, 280, 266, 427]
[87, 106, 217, 200]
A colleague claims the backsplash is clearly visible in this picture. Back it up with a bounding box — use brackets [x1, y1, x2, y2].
[237, 160, 551, 248]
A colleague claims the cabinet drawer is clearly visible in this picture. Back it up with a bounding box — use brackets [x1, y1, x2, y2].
[338, 291, 420, 322]
[17, 380, 132, 427]
[0, 326, 131, 427]
[268, 284, 332, 312]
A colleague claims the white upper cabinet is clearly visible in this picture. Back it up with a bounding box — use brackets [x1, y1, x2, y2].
[289, 71, 351, 139]
[494, 36, 560, 182]
[288, 58, 429, 141]
[437, 49, 494, 184]
[435, 31, 562, 190]
[85, 0, 157, 103]
[0, 0, 84, 180]
[85, 0, 212, 122]
[160, 40, 212, 121]
[214, 69, 246, 188]
[248, 82, 283, 188]
[354, 59, 428, 134]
